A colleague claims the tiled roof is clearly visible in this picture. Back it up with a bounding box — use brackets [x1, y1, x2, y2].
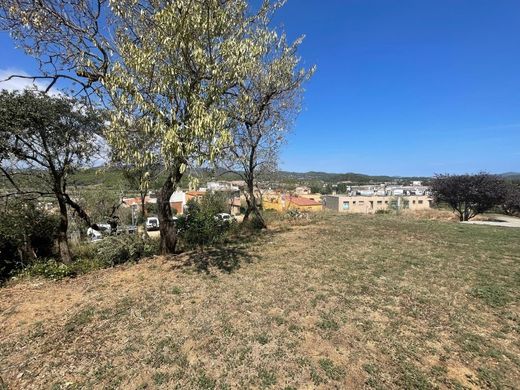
[285, 196, 321, 206]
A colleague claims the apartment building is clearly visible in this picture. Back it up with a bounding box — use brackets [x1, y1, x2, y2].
[323, 194, 432, 213]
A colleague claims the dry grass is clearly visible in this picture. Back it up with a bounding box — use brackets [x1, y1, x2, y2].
[1, 213, 519, 389]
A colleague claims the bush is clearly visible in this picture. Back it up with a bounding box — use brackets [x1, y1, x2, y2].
[21, 259, 76, 280]
[0, 199, 59, 281]
[177, 197, 228, 251]
[95, 235, 148, 266]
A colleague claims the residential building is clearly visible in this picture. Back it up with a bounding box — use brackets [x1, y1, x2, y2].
[294, 186, 312, 195]
[169, 191, 187, 215]
[122, 196, 157, 208]
[323, 194, 433, 214]
[263, 194, 322, 212]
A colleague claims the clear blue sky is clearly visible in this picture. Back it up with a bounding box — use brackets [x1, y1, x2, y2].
[1, 0, 519, 176]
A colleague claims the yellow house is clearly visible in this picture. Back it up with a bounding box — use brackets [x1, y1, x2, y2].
[263, 194, 322, 212]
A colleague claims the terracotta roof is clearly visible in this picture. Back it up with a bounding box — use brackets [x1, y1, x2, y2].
[285, 196, 321, 206]
[123, 196, 156, 206]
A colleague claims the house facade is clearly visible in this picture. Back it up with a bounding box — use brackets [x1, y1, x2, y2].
[263, 194, 322, 212]
[323, 194, 433, 214]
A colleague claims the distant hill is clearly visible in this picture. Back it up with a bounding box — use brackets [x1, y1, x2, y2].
[271, 171, 430, 185]
[1, 166, 431, 192]
[500, 172, 520, 181]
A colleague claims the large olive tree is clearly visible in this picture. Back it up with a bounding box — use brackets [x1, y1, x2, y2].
[104, 0, 283, 253]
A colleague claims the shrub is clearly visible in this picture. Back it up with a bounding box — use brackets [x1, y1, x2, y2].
[95, 235, 146, 266]
[177, 198, 228, 251]
[143, 237, 160, 257]
[0, 199, 59, 281]
[71, 242, 98, 260]
[21, 259, 75, 280]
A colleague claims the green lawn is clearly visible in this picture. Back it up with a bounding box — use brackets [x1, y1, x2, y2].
[1, 213, 519, 389]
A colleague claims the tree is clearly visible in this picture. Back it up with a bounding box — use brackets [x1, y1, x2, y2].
[1, 0, 310, 252]
[104, 1, 284, 253]
[0, 0, 113, 97]
[336, 183, 348, 194]
[431, 173, 508, 221]
[0, 90, 103, 263]
[223, 33, 314, 227]
[502, 183, 520, 216]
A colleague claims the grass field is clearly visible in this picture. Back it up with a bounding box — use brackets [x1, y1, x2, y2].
[1, 213, 519, 389]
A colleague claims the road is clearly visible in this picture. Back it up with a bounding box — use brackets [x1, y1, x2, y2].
[461, 214, 520, 228]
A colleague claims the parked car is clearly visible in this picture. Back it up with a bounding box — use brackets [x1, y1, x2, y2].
[214, 213, 236, 225]
[146, 217, 160, 231]
[116, 225, 137, 235]
[86, 227, 103, 241]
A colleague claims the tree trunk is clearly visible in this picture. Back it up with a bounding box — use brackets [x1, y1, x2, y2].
[243, 178, 266, 228]
[157, 167, 183, 255]
[56, 194, 72, 264]
[140, 192, 149, 238]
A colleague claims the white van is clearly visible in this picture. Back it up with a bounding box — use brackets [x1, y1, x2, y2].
[146, 217, 160, 231]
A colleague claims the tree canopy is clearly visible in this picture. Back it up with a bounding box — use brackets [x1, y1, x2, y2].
[431, 173, 507, 221]
[0, 90, 104, 262]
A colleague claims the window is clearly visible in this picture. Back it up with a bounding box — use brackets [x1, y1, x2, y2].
[353, 201, 356, 204]
[412, 200, 416, 204]
[385, 201, 389, 204]
[342, 201, 350, 210]
[377, 201, 382, 205]
[418, 200, 423, 204]
[358, 201, 364, 205]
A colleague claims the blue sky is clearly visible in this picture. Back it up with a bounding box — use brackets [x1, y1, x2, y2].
[1, 0, 520, 176]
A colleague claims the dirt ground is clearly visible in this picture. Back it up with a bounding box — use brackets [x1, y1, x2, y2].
[464, 214, 520, 228]
[1, 213, 519, 389]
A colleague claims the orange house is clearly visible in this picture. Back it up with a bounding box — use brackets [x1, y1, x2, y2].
[263, 194, 321, 212]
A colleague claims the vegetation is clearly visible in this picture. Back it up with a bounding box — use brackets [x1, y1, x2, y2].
[431, 173, 508, 221]
[222, 27, 314, 227]
[0, 90, 104, 263]
[502, 182, 520, 216]
[1, 213, 519, 388]
[0, 199, 59, 281]
[177, 193, 230, 252]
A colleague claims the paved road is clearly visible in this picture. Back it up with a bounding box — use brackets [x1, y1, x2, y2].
[462, 214, 520, 228]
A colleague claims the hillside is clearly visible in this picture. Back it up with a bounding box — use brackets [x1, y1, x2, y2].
[69, 167, 430, 189]
[1, 213, 519, 389]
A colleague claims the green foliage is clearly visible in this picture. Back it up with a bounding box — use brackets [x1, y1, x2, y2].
[19, 236, 160, 281]
[177, 195, 229, 251]
[200, 192, 228, 215]
[431, 173, 508, 221]
[96, 235, 148, 266]
[0, 199, 59, 281]
[21, 259, 76, 280]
